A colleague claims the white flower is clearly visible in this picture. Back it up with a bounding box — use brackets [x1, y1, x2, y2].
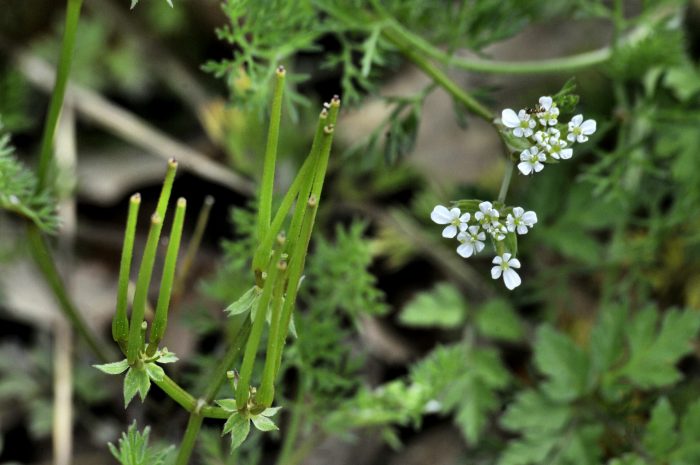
[486, 223, 507, 241]
[517, 146, 546, 175]
[431, 205, 470, 238]
[501, 108, 535, 138]
[474, 201, 500, 226]
[547, 138, 572, 160]
[456, 225, 486, 258]
[567, 114, 596, 143]
[491, 253, 522, 290]
[506, 207, 538, 235]
[536, 96, 559, 126]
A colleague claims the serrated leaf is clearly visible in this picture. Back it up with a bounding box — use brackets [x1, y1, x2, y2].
[620, 308, 700, 388]
[498, 435, 558, 465]
[534, 325, 590, 401]
[398, 283, 467, 329]
[589, 305, 626, 380]
[501, 390, 570, 433]
[216, 399, 238, 412]
[145, 363, 165, 382]
[251, 414, 279, 432]
[136, 368, 151, 401]
[475, 298, 523, 342]
[123, 368, 140, 407]
[643, 397, 677, 460]
[223, 413, 250, 450]
[94, 359, 130, 375]
[225, 286, 260, 317]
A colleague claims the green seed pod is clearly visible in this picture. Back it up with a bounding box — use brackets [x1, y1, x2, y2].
[113, 193, 140, 353]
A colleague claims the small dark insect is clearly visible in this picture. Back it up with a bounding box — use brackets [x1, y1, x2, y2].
[525, 104, 544, 115]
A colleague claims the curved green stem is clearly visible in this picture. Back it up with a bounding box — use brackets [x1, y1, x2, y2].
[27, 225, 109, 362]
[497, 161, 514, 204]
[37, 0, 84, 189]
[175, 412, 204, 465]
[381, 27, 493, 123]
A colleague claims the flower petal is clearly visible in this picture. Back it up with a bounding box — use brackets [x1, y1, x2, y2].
[501, 109, 520, 128]
[492, 255, 503, 265]
[457, 243, 474, 258]
[570, 114, 583, 126]
[430, 205, 452, 224]
[503, 268, 522, 290]
[509, 258, 521, 268]
[491, 266, 502, 279]
[539, 96, 553, 110]
[442, 224, 458, 238]
[518, 162, 532, 175]
[581, 119, 597, 135]
[522, 211, 537, 225]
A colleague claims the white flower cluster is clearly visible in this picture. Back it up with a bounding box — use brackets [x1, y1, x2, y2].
[501, 96, 596, 176]
[431, 202, 537, 290]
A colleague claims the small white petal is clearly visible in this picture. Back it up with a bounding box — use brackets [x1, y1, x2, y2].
[580, 119, 597, 135]
[459, 212, 470, 223]
[501, 109, 520, 128]
[567, 133, 576, 143]
[431, 205, 452, 224]
[457, 243, 474, 258]
[491, 266, 502, 279]
[522, 211, 537, 225]
[576, 134, 589, 143]
[479, 201, 493, 212]
[518, 162, 533, 175]
[513, 127, 524, 138]
[534, 163, 544, 173]
[570, 114, 583, 126]
[560, 148, 573, 159]
[442, 225, 458, 238]
[492, 255, 503, 265]
[512, 207, 524, 217]
[517, 224, 528, 235]
[476, 231, 486, 240]
[475, 241, 485, 253]
[539, 96, 553, 110]
[503, 268, 522, 290]
[509, 258, 521, 268]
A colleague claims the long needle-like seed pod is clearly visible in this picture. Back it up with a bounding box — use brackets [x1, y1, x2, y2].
[113, 193, 141, 353]
[147, 197, 186, 356]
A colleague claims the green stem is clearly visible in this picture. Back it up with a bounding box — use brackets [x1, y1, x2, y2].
[236, 245, 285, 409]
[155, 159, 178, 221]
[36, 0, 84, 189]
[497, 161, 514, 204]
[26, 225, 109, 362]
[275, 380, 306, 465]
[384, 20, 612, 75]
[127, 213, 163, 364]
[381, 27, 493, 122]
[202, 316, 252, 403]
[256, 67, 286, 244]
[174, 412, 204, 465]
[147, 198, 187, 355]
[113, 193, 140, 353]
[173, 195, 214, 302]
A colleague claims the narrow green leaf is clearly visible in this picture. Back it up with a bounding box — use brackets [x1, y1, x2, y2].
[225, 414, 251, 450]
[123, 368, 139, 407]
[145, 363, 165, 382]
[94, 359, 129, 375]
[136, 368, 151, 401]
[224, 286, 260, 317]
[262, 406, 282, 417]
[252, 414, 279, 432]
[216, 399, 238, 413]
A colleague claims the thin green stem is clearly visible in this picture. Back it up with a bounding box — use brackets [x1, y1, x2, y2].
[497, 161, 514, 204]
[252, 144, 315, 274]
[381, 27, 492, 123]
[275, 380, 306, 465]
[257, 256, 288, 407]
[236, 245, 285, 409]
[203, 315, 252, 403]
[156, 159, 178, 220]
[173, 195, 214, 302]
[153, 374, 196, 412]
[127, 213, 163, 364]
[113, 193, 140, 353]
[256, 67, 286, 244]
[36, 0, 84, 189]
[174, 412, 204, 465]
[26, 225, 109, 362]
[147, 198, 187, 355]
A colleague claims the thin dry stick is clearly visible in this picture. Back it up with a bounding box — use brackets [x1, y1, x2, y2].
[15, 51, 254, 195]
[53, 101, 77, 465]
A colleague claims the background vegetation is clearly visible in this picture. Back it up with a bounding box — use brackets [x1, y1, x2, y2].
[2, 0, 700, 464]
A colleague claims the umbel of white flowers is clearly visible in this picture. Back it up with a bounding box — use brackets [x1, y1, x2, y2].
[501, 96, 596, 176]
[431, 202, 537, 290]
